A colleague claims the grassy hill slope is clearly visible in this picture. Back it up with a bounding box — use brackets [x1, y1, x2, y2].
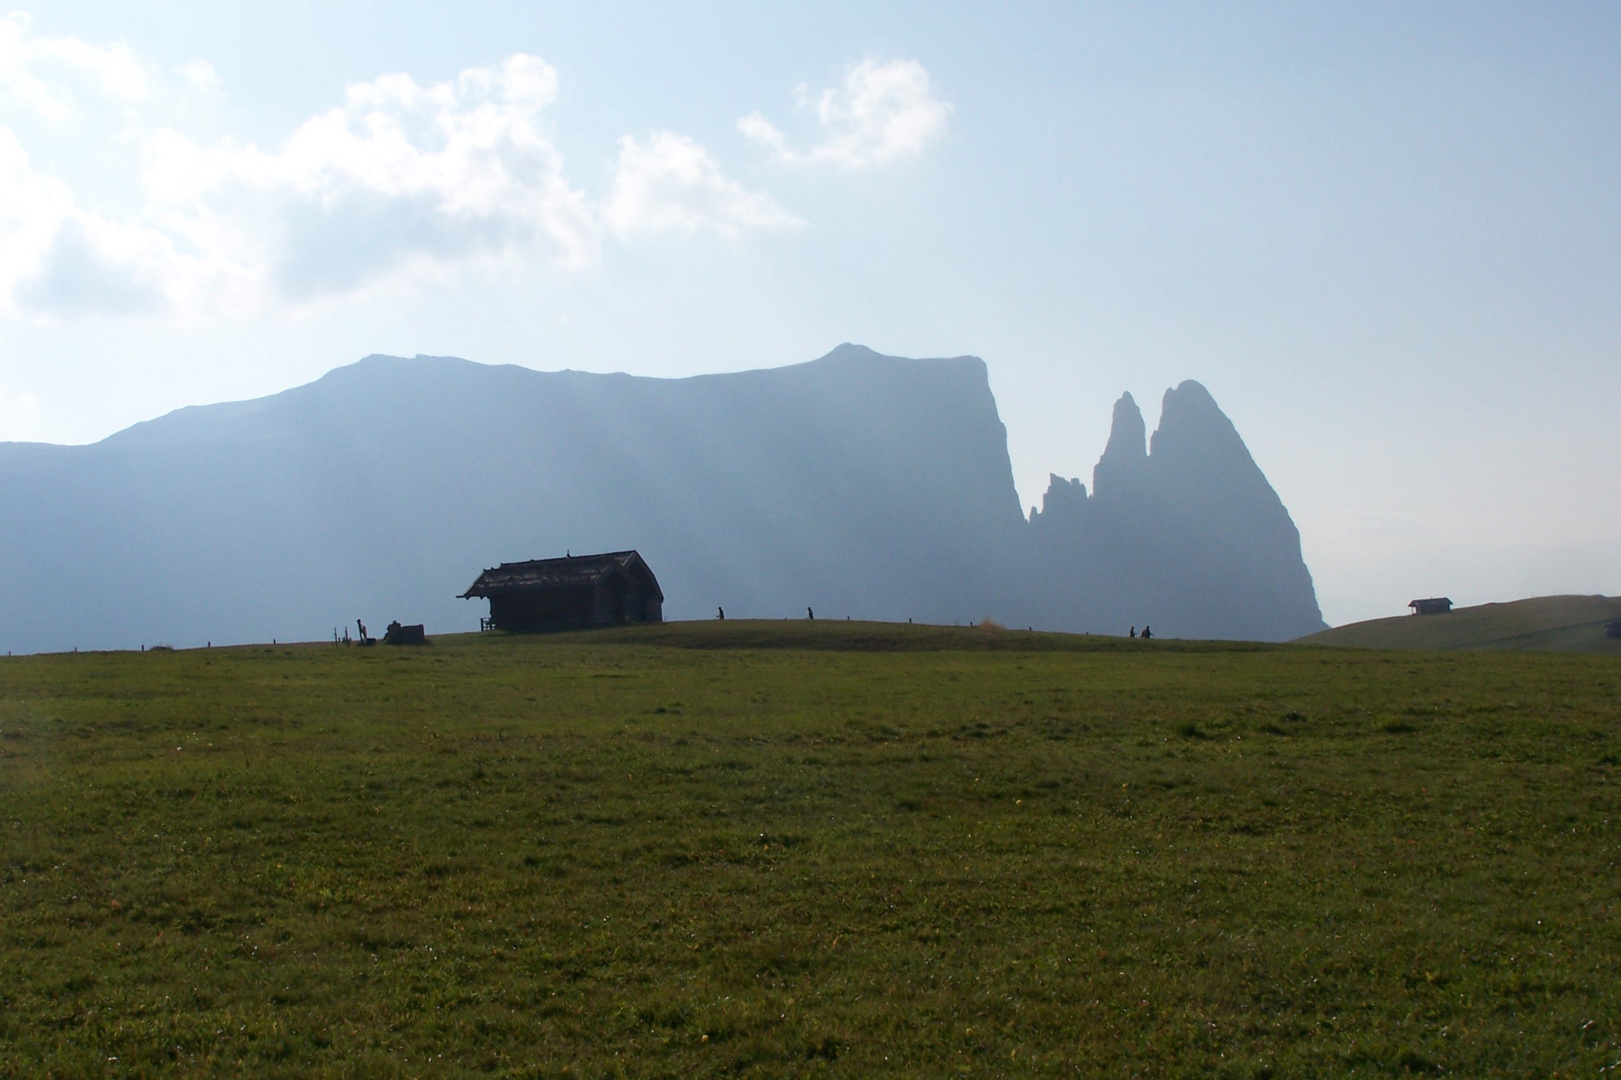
[1298, 593, 1621, 654]
[3, 621, 1620, 1076]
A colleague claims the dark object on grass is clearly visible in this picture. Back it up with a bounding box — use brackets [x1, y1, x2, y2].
[1141, 625, 1152, 640]
[383, 621, 427, 645]
[1606, 620, 1621, 640]
[1408, 597, 1453, 615]
[461, 550, 663, 633]
[355, 618, 375, 646]
[718, 607, 725, 620]
[808, 607, 814, 620]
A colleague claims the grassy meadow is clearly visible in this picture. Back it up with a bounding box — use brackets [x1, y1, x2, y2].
[1300, 594, 1621, 655]
[2, 621, 1619, 1078]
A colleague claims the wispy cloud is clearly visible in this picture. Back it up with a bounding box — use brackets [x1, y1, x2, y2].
[0, 127, 173, 317]
[0, 19, 800, 321]
[603, 131, 803, 239]
[0, 11, 149, 119]
[739, 58, 951, 170]
[139, 53, 599, 305]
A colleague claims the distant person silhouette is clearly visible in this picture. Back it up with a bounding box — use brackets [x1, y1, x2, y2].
[807, 607, 814, 620]
[717, 607, 725, 620]
[1141, 625, 1152, 640]
[1130, 626, 1136, 638]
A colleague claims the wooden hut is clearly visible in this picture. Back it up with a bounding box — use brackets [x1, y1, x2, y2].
[1407, 597, 1453, 615]
[461, 551, 664, 632]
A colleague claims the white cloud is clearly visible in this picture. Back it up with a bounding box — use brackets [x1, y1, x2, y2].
[0, 12, 148, 120]
[0, 127, 72, 295]
[138, 52, 600, 307]
[173, 58, 220, 94]
[603, 131, 803, 239]
[0, 119, 257, 320]
[0, 18, 804, 322]
[740, 58, 950, 170]
[12, 216, 188, 317]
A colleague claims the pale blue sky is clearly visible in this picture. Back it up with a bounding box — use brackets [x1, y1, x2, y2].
[2, 2, 1617, 625]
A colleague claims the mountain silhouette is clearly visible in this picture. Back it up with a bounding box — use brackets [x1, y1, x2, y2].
[1029, 381, 1324, 640]
[0, 345, 1324, 651]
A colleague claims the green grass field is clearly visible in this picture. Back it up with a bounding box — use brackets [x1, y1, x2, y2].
[1299, 594, 1621, 655]
[2, 621, 1619, 1078]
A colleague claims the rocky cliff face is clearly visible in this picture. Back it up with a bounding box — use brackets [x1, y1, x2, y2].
[0, 347, 1324, 651]
[1026, 381, 1325, 640]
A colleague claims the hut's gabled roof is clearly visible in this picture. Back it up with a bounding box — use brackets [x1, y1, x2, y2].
[461, 550, 663, 600]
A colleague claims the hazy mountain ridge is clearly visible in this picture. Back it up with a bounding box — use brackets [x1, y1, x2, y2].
[0, 345, 1324, 652]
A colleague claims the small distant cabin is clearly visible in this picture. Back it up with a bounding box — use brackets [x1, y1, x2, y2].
[461, 550, 664, 633]
[1408, 597, 1454, 616]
